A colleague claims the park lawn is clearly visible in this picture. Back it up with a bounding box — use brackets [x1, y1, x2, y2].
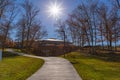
[0, 52, 44, 80]
[63, 52, 120, 80]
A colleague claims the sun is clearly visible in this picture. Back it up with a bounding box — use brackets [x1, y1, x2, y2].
[47, 1, 63, 20]
[49, 5, 60, 17]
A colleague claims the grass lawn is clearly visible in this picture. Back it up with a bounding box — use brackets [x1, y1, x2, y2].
[63, 52, 120, 80]
[0, 52, 44, 80]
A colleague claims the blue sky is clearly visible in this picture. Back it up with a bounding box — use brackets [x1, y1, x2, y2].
[11, 0, 80, 40]
[12, 0, 120, 46]
[13, 0, 111, 40]
[31, 0, 80, 39]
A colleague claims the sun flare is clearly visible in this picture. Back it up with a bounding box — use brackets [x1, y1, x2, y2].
[47, 1, 63, 20]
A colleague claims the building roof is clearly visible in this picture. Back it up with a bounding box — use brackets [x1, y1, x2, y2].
[43, 38, 63, 42]
[36, 38, 73, 44]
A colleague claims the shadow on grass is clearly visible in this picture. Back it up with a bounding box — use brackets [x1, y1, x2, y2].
[2, 51, 19, 58]
[95, 53, 120, 62]
[70, 60, 79, 64]
[65, 51, 120, 62]
[78, 49, 120, 62]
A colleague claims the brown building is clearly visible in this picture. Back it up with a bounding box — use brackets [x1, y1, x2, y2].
[33, 38, 75, 56]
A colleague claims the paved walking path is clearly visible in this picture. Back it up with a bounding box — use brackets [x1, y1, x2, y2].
[7, 49, 82, 80]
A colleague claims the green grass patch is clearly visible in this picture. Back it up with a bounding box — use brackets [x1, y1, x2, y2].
[0, 52, 44, 80]
[12, 49, 23, 53]
[63, 52, 120, 80]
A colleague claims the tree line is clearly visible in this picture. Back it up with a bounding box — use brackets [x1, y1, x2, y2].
[0, 0, 120, 54]
[0, 0, 47, 53]
[56, 0, 120, 54]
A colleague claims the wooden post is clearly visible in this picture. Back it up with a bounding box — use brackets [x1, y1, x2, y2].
[0, 51, 2, 61]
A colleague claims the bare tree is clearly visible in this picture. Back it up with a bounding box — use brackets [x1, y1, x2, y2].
[97, 3, 119, 50]
[66, 0, 100, 53]
[0, 0, 10, 18]
[21, 0, 39, 48]
[56, 20, 68, 40]
[16, 0, 47, 52]
[116, 0, 120, 7]
[16, 17, 26, 48]
[0, 0, 16, 53]
[66, 0, 120, 53]
[28, 22, 47, 48]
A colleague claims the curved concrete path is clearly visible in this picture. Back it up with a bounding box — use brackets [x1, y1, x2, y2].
[27, 57, 82, 80]
[7, 49, 82, 80]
